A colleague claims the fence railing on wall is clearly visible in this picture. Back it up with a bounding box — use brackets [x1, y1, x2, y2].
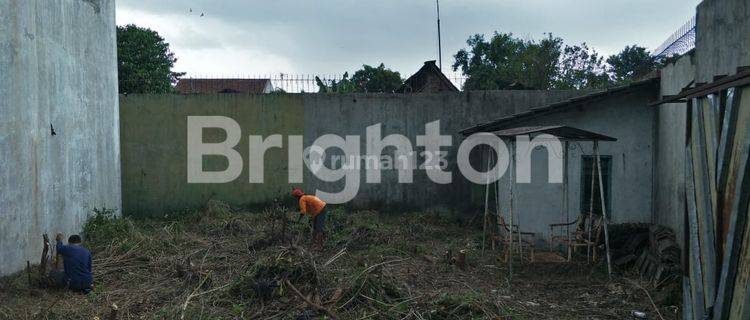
[178, 74, 467, 93]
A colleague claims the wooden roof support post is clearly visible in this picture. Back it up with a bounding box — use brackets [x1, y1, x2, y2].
[587, 146, 596, 263]
[594, 141, 613, 278]
[517, 157, 523, 262]
[562, 141, 569, 258]
[508, 139, 515, 281]
[494, 158, 501, 253]
[482, 146, 492, 256]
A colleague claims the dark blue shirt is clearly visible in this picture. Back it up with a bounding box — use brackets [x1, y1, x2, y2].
[56, 241, 93, 289]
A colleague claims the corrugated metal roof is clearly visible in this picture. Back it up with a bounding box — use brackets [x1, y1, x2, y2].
[460, 76, 659, 135]
[491, 125, 617, 141]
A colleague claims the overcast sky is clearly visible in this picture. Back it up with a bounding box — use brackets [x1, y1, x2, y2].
[116, 0, 701, 79]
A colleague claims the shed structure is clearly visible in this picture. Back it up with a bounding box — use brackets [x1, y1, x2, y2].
[474, 126, 617, 278]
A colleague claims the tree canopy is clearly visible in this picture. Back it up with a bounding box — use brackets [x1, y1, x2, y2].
[117, 24, 184, 94]
[316, 63, 403, 93]
[606, 45, 662, 85]
[351, 64, 403, 93]
[453, 32, 660, 90]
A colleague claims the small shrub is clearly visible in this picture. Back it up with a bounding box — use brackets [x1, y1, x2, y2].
[83, 207, 131, 244]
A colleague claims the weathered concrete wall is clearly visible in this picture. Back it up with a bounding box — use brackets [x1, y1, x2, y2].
[654, 54, 695, 248]
[120, 94, 304, 216]
[301, 91, 585, 212]
[119, 91, 585, 217]
[491, 87, 658, 241]
[0, 0, 121, 276]
[695, 0, 750, 82]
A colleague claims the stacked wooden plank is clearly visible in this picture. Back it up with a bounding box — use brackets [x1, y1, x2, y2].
[682, 77, 750, 319]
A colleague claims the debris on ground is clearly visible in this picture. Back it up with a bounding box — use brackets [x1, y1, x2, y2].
[0, 202, 681, 319]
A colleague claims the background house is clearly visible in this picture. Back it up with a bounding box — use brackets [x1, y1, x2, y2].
[397, 60, 459, 93]
[175, 78, 274, 94]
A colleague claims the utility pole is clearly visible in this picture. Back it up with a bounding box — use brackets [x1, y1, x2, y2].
[436, 0, 442, 70]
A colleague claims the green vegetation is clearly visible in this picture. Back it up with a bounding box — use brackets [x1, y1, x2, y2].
[117, 24, 184, 94]
[315, 63, 403, 93]
[453, 32, 662, 90]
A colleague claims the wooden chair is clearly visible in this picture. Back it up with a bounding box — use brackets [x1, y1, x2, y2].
[549, 213, 603, 262]
[493, 216, 536, 263]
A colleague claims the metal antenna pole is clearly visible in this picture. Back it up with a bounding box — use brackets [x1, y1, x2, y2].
[436, 0, 442, 70]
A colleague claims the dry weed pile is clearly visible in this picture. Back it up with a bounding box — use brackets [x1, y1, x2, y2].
[0, 202, 680, 319]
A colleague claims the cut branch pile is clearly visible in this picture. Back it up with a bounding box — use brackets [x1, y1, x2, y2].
[0, 203, 682, 319]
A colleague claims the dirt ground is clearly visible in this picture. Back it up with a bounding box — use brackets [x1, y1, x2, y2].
[0, 201, 681, 319]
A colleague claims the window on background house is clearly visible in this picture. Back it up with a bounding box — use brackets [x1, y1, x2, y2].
[580, 155, 612, 218]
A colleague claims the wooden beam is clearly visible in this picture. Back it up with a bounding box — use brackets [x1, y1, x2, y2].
[482, 146, 492, 256]
[691, 100, 718, 309]
[594, 142, 613, 277]
[714, 86, 750, 319]
[686, 146, 707, 318]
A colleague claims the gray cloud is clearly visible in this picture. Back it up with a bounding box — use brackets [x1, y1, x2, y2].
[117, 0, 701, 77]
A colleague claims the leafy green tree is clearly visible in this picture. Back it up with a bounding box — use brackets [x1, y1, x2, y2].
[350, 63, 403, 93]
[606, 45, 661, 84]
[453, 33, 562, 90]
[453, 32, 633, 90]
[316, 64, 403, 93]
[554, 43, 611, 90]
[117, 24, 184, 94]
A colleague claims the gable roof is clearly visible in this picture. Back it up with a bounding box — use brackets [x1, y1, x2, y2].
[398, 60, 459, 93]
[460, 76, 660, 135]
[175, 78, 272, 94]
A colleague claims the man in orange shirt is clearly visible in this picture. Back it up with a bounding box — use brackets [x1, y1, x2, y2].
[292, 188, 327, 250]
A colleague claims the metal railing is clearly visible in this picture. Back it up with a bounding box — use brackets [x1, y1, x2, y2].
[180, 74, 467, 93]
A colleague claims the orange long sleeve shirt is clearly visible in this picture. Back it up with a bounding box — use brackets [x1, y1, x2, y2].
[299, 195, 326, 218]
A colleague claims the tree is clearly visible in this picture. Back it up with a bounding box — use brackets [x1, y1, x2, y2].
[554, 43, 611, 90]
[316, 64, 403, 93]
[453, 32, 628, 90]
[606, 45, 661, 85]
[117, 24, 184, 94]
[350, 63, 403, 93]
[452, 33, 562, 90]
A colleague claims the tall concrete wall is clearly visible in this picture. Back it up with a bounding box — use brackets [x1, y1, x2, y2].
[652, 0, 750, 249]
[654, 54, 695, 248]
[119, 91, 585, 217]
[120, 94, 304, 215]
[695, 0, 750, 82]
[0, 0, 121, 276]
